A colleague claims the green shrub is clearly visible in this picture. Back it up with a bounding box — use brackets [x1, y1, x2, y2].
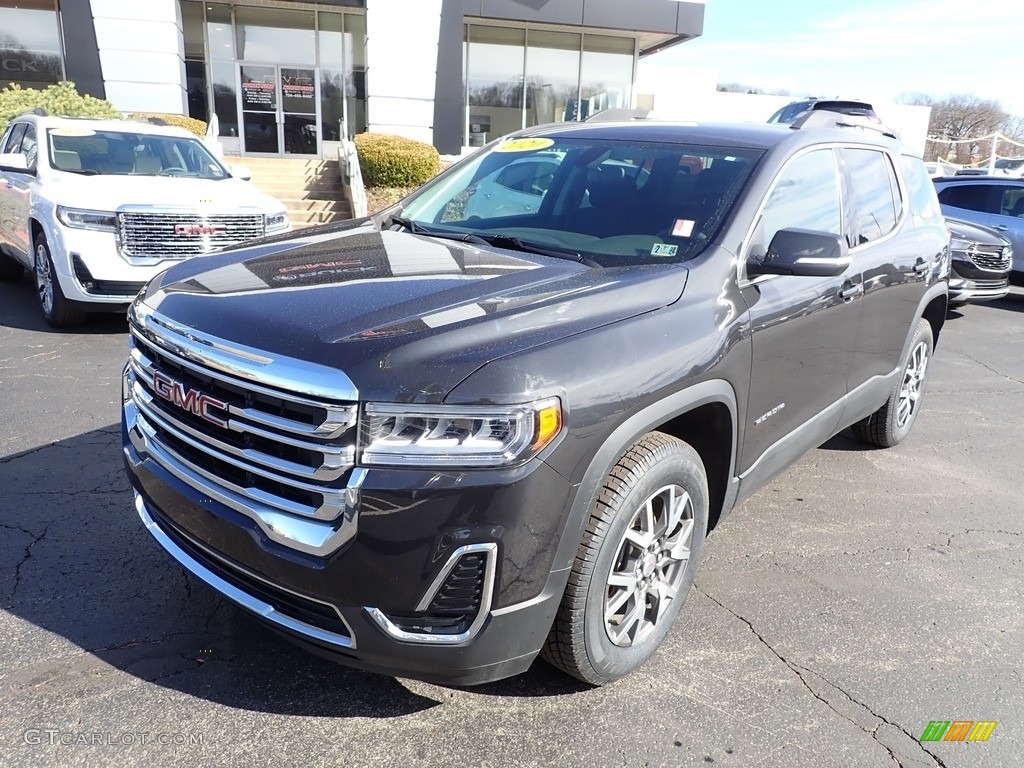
[0, 82, 120, 133]
[355, 132, 440, 188]
[129, 112, 207, 138]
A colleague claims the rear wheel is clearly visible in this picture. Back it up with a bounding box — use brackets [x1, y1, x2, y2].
[34, 234, 86, 328]
[852, 318, 933, 447]
[542, 432, 708, 685]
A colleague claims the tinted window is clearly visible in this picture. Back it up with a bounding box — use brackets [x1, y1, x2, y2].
[899, 155, 941, 220]
[2, 123, 27, 154]
[402, 137, 762, 266]
[754, 148, 842, 256]
[997, 186, 1024, 218]
[843, 148, 898, 245]
[937, 184, 996, 214]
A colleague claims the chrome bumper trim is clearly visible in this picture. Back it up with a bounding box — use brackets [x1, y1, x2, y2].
[365, 543, 497, 645]
[135, 492, 356, 650]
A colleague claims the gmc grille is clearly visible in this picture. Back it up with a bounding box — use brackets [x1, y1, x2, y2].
[126, 328, 357, 522]
[118, 212, 265, 259]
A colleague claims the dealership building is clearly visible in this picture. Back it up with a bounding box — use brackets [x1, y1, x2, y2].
[1, 0, 704, 157]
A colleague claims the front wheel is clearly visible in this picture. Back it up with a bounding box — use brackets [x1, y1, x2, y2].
[34, 234, 85, 328]
[852, 318, 933, 447]
[542, 432, 709, 685]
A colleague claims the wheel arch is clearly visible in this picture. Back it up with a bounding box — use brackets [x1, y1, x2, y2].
[550, 379, 738, 574]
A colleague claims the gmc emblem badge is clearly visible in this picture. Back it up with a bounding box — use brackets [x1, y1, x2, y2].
[174, 223, 223, 236]
[152, 371, 229, 427]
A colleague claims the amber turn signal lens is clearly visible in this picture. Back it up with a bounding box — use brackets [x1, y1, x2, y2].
[532, 402, 562, 451]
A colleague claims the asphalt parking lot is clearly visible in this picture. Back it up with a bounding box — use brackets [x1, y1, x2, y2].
[1, 272, 1022, 768]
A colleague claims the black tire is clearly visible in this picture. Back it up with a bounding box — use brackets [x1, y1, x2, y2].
[0, 252, 23, 282]
[542, 432, 709, 685]
[852, 318, 933, 447]
[33, 234, 86, 328]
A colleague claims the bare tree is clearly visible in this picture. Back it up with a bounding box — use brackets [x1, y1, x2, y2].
[899, 93, 1020, 163]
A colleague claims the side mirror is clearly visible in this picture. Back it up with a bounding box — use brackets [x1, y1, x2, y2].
[0, 152, 33, 174]
[747, 228, 850, 278]
[229, 164, 252, 181]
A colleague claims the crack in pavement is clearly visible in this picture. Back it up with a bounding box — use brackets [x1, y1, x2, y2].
[957, 352, 1024, 387]
[8, 524, 50, 601]
[696, 587, 947, 768]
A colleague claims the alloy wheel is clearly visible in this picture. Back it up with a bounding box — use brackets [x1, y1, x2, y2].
[35, 244, 54, 316]
[604, 483, 695, 647]
[896, 340, 929, 428]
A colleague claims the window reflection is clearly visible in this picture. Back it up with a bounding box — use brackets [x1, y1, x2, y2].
[466, 26, 525, 146]
[0, 0, 63, 89]
[235, 8, 315, 67]
[580, 35, 634, 120]
[525, 30, 579, 127]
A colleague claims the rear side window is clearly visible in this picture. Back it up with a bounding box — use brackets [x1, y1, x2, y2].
[996, 186, 1024, 218]
[843, 148, 900, 245]
[752, 148, 842, 258]
[936, 184, 996, 214]
[899, 155, 941, 220]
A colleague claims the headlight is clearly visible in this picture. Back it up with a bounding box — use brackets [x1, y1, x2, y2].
[360, 398, 562, 468]
[265, 212, 289, 232]
[948, 236, 973, 253]
[57, 206, 116, 231]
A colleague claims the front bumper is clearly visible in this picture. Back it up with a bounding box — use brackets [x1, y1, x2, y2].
[948, 261, 1009, 303]
[123, 407, 574, 685]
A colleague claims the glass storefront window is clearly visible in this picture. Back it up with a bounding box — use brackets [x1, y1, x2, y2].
[206, 4, 234, 61]
[235, 7, 315, 66]
[0, 0, 63, 90]
[319, 12, 343, 69]
[211, 60, 239, 138]
[466, 26, 525, 147]
[181, 1, 205, 60]
[343, 13, 366, 136]
[525, 30, 580, 127]
[580, 35, 634, 121]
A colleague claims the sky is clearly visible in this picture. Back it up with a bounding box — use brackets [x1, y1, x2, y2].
[638, 0, 1024, 118]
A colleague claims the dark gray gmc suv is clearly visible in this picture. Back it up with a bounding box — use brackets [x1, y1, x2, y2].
[122, 117, 949, 686]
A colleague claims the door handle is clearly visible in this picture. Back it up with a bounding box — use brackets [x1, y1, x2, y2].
[839, 283, 864, 302]
[912, 259, 930, 275]
[992, 224, 1009, 231]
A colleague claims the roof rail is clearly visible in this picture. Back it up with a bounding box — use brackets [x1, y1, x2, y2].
[790, 109, 899, 140]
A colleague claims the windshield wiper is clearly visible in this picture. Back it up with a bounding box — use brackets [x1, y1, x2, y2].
[388, 215, 598, 266]
[464, 233, 599, 266]
[59, 168, 100, 176]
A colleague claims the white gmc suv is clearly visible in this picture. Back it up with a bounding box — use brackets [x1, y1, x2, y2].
[0, 114, 289, 327]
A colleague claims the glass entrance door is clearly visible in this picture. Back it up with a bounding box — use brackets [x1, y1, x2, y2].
[239, 64, 320, 156]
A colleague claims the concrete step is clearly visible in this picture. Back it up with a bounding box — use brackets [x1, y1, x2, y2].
[280, 199, 349, 213]
[289, 208, 351, 226]
[256, 182, 345, 197]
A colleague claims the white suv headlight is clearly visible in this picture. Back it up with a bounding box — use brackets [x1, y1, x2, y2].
[265, 212, 289, 232]
[360, 398, 562, 468]
[57, 206, 116, 231]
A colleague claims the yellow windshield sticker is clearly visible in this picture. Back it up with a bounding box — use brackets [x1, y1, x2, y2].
[495, 137, 555, 153]
[49, 128, 97, 137]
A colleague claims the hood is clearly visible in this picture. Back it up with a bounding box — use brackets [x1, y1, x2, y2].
[138, 222, 687, 402]
[945, 217, 1011, 247]
[47, 174, 283, 213]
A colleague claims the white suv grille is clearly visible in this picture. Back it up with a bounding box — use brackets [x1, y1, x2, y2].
[118, 212, 265, 258]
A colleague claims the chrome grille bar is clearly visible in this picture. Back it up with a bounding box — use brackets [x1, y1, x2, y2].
[118, 212, 265, 258]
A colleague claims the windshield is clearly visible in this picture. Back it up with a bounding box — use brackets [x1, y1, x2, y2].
[398, 137, 763, 266]
[46, 128, 229, 179]
[995, 158, 1024, 170]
